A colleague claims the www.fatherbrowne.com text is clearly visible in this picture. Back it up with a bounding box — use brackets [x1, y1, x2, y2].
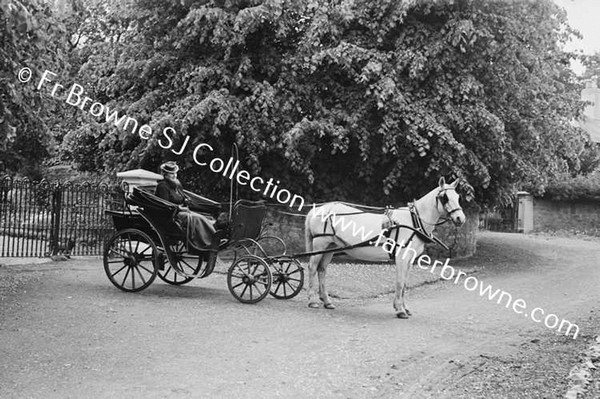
[310, 204, 580, 339]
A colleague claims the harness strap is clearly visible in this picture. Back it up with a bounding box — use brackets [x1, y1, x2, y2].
[303, 204, 450, 259]
[381, 203, 445, 259]
[293, 239, 374, 258]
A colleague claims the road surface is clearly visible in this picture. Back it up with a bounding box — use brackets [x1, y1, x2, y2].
[1, 231, 599, 398]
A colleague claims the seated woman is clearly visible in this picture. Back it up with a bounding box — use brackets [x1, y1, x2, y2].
[155, 161, 217, 255]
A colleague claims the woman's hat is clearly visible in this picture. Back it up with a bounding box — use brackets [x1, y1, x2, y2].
[160, 161, 179, 174]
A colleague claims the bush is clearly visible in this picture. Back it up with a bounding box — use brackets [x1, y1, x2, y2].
[543, 171, 600, 201]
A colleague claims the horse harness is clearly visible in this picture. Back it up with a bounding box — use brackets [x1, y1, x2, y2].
[306, 193, 454, 259]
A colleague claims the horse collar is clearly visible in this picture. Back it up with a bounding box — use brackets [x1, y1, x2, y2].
[408, 202, 428, 237]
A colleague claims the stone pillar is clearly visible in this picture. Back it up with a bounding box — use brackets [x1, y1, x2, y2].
[516, 191, 533, 233]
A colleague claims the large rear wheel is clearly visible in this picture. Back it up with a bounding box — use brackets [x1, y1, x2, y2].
[103, 229, 158, 292]
[227, 255, 272, 304]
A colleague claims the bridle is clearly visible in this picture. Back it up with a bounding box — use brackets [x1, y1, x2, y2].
[436, 187, 463, 218]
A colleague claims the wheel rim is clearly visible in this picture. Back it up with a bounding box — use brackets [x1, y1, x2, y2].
[227, 256, 272, 304]
[270, 258, 304, 299]
[157, 240, 203, 285]
[104, 229, 158, 292]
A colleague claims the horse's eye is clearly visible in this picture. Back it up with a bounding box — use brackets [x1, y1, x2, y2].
[440, 194, 449, 204]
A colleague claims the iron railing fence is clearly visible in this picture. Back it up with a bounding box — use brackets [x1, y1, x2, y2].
[0, 176, 125, 257]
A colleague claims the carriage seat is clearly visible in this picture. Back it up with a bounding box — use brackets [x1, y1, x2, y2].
[127, 186, 228, 249]
[228, 200, 267, 242]
[126, 187, 186, 239]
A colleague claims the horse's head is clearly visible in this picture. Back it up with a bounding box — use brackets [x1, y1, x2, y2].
[436, 177, 466, 226]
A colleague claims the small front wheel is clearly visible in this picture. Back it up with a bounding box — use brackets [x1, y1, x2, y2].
[227, 255, 272, 304]
[270, 258, 304, 299]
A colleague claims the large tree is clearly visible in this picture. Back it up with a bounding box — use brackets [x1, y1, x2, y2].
[61, 0, 591, 207]
[0, 0, 68, 177]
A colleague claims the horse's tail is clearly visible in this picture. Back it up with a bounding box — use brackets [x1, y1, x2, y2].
[305, 207, 314, 253]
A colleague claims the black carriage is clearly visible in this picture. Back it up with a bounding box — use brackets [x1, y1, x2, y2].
[103, 186, 304, 304]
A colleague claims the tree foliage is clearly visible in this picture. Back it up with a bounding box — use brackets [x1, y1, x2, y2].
[60, 0, 591, 207]
[0, 0, 68, 176]
[582, 52, 600, 87]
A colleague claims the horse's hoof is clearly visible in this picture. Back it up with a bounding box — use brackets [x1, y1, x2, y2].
[324, 303, 336, 310]
[308, 302, 320, 309]
[396, 311, 409, 319]
[405, 309, 412, 316]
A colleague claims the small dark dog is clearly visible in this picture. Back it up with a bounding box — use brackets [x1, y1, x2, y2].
[46, 238, 76, 259]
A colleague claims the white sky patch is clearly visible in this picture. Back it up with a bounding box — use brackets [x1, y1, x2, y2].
[553, 0, 600, 74]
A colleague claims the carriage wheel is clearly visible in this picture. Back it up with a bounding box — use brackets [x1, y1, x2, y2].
[270, 258, 304, 299]
[103, 228, 158, 292]
[156, 240, 204, 285]
[227, 255, 272, 304]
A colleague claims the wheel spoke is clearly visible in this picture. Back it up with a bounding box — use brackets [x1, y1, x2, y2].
[133, 265, 147, 285]
[284, 280, 297, 292]
[253, 283, 263, 297]
[248, 262, 255, 276]
[109, 248, 129, 258]
[231, 281, 245, 290]
[239, 283, 248, 298]
[255, 278, 269, 287]
[134, 238, 140, 254]
[107, 259, 125, 264]
[137, 262, 154, 275]
[288, 269, 302, 276]
[283, 262, 292, 274]
[273, 282, 283, 295]
[287, 277, 302, 283]
[235, 265, 248, 277]
[249, 284, 253, 299]
[121, 266, 131, 287]
[127, 234, 133, 253]
[111, 264, 128, 278]
[180, 258, 196, 273]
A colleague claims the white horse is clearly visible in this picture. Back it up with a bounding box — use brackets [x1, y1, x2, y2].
[304, 178, 466, 318]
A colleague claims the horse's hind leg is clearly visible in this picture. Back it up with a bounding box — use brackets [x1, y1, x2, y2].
[307, 253, 322, 308]
[318, 252, 335, 309]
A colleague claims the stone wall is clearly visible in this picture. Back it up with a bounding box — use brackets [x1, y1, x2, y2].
[260, 206, 478, 259]
[261, 207, 306, 255]
[533, 198, 600, 236]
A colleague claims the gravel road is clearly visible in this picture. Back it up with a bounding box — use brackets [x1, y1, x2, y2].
[1, 231, 599, 398]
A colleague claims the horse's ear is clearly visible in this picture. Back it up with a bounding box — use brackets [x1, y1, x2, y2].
[450, 178, 460, 188]
[438, 177, 446, 188]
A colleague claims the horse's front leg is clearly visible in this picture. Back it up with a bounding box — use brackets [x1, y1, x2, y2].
[318, 252, 335, 309]
[307, 254, 321, 308]
[393, 253, 412, 319]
